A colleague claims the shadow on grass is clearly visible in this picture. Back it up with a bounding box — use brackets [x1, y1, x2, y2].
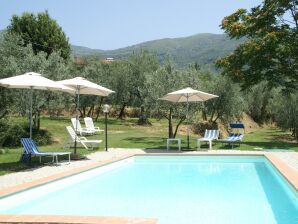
[124, 136, 166, 145]
[0, 155, 75, 176]
[0, 160, 42, 175]
[241, 141, 297, 150]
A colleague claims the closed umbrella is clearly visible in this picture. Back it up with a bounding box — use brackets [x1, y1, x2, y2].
[0, 72, 75, 138]
[160, 87, 218, 149]
[57, 77, 114, 154]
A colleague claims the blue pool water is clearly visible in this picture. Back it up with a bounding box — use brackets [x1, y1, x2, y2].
[0, 156, 297, 224]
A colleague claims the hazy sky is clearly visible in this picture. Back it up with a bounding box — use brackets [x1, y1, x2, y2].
[1, 0, 262, 50]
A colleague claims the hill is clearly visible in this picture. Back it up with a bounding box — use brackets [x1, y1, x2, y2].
[71, 33, 244, 69]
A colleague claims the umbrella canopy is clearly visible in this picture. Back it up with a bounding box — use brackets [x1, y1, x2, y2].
[0, 72, 74, 92]
[160, 87, 218, 149]
[160, 87, 218, 102]
[0, 72, 75, 138]
[57, 77, 114, 96]
[57, 77, 114, 154]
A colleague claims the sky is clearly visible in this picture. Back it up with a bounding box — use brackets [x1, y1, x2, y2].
[0, 0, 262, 50]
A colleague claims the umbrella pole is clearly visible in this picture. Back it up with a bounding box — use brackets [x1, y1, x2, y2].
[74, 87, 80, 154]
[29, 87, 33, 139]
[186, 94, 190, 149]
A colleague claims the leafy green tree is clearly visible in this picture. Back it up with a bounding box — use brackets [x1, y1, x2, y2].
[128, 50, 159, 124]
[243, 82, 277, 124]
[107, 61, 137, 119]
[0, 32, 72, 130]
[201, 73, 246, 124]
[80, 60, 111, 119]
[271, 92, 298, 140]
[7, 11, 71, 59]
[145, 62, 200, 138]
[0, 32, 33, 119]
[216, 0, 298, 90]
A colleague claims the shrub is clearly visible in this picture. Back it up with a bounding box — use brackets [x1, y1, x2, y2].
[192, 121, 218, 137]
[0, 120, 52, 147]
[4, 123, 27, 147]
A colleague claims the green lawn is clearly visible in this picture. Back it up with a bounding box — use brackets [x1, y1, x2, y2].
[0, 117, 297, 176]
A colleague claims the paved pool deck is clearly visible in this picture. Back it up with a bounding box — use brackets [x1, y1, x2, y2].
[0, 148, 297, 224]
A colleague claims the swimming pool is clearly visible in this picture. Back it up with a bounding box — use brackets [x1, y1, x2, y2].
[0, 156, 297, 224]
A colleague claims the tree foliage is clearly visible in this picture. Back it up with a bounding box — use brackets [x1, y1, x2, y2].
[216, 0, 298, 90]
[271, 92, 298, 139]
[0, 32, 72, 130]
[7, 11, 71, 59]
[201, 73, 246, 124]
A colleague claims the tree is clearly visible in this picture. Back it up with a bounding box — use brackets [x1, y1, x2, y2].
[201, 73, 246, 124]
[271, 92, 298, 140]
[216, 0, 298, 91]
[128, 50, 159, 125]
[145, 62, 200, 138]
[7, 11, 71, 59]
[243, 82, 276, 124]
[108, 61, 137, 119]
[0, 32, 33, 120]
[0, 32, 73, 130]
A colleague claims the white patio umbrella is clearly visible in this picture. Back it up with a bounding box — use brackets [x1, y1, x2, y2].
[0, 72, 75, 138]
[57, 77, 114, 154]
[160, 87, 218, 149]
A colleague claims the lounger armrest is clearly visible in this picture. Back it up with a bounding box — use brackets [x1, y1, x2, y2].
[80, 137, 88, 141]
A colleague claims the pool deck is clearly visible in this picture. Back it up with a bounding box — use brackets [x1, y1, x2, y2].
[0, 148, 297, 224]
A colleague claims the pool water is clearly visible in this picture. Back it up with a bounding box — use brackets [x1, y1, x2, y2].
[0, 156, 297, 224]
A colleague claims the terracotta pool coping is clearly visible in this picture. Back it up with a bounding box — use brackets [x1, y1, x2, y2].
[0, 152, 297, 224]
[0, 154, 134, 198]
[264, 154, 298, 190]
[0, 214, 157, 224]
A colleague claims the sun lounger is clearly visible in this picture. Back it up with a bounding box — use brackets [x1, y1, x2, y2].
[84, 117, 104, 134]
[220, 123, 245, 148]
[220, 133, 244, 148]
[66, 126, 102, 149]
[197, 129, 219, 150]
[71, 118, 95, 136]
[21, 138, 70, 164]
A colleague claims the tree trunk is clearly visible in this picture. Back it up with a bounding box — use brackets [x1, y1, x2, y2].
[37, 110, 41, 131]
[202, 109, 207, 121]
[78, 109, 83, 118]
[173, 117, 186, 138]
[0, 110, 8, 120]
[87, 105, 94, 117]
[168, 107, 173, 138]
[118, 103, 127, 120]
[137, 105, 151, 125]
[94, 98, 104, 122]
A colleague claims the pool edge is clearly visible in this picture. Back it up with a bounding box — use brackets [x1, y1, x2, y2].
[0, 152, 297, 224]
[0, 154, 135, 198]
[0, 152, 297, 198]
[264, 154, 298, 190]
[0, 214, 157, 224]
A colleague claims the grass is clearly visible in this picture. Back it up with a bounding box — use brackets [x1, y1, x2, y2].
[0, 116, 297, 176]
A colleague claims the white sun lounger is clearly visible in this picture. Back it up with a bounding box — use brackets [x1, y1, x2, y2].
[84, 117, 104, 134]
[197, 129, 219, 150]
[71, 118, 95, 136]
[66, 126, 102, 149]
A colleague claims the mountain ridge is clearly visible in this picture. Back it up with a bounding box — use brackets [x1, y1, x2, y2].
[71, 33, 244, 69]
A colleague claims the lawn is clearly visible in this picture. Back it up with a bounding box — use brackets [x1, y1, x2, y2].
[0, 117, 297, 176]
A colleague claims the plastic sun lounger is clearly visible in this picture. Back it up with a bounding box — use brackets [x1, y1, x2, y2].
[220, 133, 244, 148]
[65, 126, 102, 150]
[197, 130, 219, 150]
[220, 123, 245, 149]
[21, 138, 70, 164]
[71, 118, 95, 136]
[84, 117, 104, 134]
